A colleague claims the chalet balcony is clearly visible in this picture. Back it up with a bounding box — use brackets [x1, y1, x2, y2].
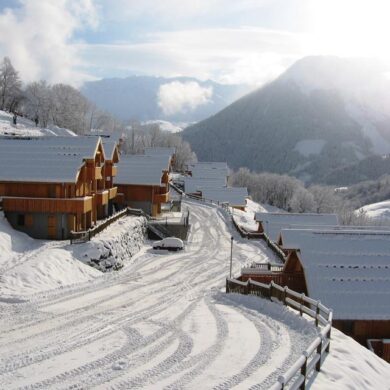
[2, 196, 93, 214]
[105, 165, 117, 177]
[96, 190, 109, 205]
[87, 166, 103, 180]
[108, 187, 117, 200]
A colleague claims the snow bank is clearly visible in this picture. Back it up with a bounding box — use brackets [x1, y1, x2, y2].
[310, 327, 390, 389]
[75, 216, 147, 271]
[0, 211, 99, 297]
[0, 212, 146, 297]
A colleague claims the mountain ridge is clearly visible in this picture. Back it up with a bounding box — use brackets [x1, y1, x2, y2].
[183, 56, 390, 184]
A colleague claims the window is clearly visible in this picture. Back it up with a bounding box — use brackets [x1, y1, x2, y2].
[17, 214, 25, 226]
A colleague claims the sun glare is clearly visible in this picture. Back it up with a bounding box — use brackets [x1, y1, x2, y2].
[308, 0, 390, 61]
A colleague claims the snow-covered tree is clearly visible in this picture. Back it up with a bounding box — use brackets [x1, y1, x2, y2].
[51, 84, 90, 134]
[23, 81, 52, 127]
[0, 57, 22, 112]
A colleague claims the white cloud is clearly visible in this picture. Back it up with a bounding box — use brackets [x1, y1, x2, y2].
[0, 0, 98, 86]
[79, 27, 305, 85]
[157, 81, 213, 116]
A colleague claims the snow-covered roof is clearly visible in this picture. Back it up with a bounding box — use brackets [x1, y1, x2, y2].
[184, 177, 227, 193]
[144, 147, 175, 157]
[282, 228, 390, 320]
[201, 187, 248, 206]
[189, 162, 229, 179]
[255, 212, 339, 241]
[115, 154, 169, 186]
[102, 140, 119, 161]
[278, 224, 390, 247]
[0, 137, 101, 183]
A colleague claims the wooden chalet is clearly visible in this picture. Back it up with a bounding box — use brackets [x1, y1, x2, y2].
[241, 228, 390, 359]
[114, 154, 171, 217]
[254, 212, 339, 240]
[0, 136, 118, 239]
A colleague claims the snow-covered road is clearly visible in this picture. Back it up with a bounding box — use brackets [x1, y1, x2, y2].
[0, 201, 317, 389]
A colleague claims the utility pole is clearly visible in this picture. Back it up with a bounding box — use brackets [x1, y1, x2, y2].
[229, 236, 234, 278]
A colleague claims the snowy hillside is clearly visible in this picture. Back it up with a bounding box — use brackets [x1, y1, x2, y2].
[0, 200, 388, 388]
[0, 110, 77, 138]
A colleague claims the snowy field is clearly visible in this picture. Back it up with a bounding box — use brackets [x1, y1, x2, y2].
[0, 200, 389, 388]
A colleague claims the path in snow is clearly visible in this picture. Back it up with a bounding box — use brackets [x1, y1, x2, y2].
[0, 201, 317, 389]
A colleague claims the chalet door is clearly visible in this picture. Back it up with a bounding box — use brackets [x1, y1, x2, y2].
[48, 214, 57, 239]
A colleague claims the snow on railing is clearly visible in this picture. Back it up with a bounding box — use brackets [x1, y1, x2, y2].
[226, 278, 332, 390]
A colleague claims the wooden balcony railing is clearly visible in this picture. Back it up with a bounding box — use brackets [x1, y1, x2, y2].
[2, 196, 93, 214]
[96, 190, 109, 205]
[108, 187, 117, 200]
[105, 165, 117, 177]
[87, 166, 103, 180]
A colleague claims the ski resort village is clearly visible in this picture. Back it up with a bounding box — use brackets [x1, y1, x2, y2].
[0, 110, 389, 389]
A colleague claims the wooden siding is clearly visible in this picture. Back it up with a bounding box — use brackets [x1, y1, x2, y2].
[0, 182, 76, 198]
[117, 184, 155, 202]
[333, 320, 390, 346]
[154, 191, 169, 203]
[3, 196, 93, 214]
[369, 340, 390, 363]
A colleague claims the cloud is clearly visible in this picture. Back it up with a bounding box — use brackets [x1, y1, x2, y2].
[0, 0, 98, 86]
[79, 27, 305, 85]
[157, 81, 213, 116]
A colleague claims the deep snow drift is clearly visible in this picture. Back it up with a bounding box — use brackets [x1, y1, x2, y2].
[0, 211, 145, 297]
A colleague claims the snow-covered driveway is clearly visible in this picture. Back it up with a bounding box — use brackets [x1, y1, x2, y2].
[0, 201, 317, 389]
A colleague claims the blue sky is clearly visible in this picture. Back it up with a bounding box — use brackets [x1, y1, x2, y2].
[0, 0, 389, 86]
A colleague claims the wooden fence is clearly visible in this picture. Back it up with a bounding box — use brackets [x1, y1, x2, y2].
[70, 207, 143, 244]
[226, 278, 332, 390]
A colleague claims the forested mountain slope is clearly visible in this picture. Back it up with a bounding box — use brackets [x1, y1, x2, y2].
[183, 56, 390, 184]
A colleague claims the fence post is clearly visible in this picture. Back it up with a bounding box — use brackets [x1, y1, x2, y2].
[315, 301, 321, 327]
[226, 278, 229, 293]
[326, 326, 331, 352]
[316, 337, 323, 371]
[300, 351, 308, 390]
[299, 293, 305, 316]
[283, 286, 288, 305]
[269, 281, 274, 300]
